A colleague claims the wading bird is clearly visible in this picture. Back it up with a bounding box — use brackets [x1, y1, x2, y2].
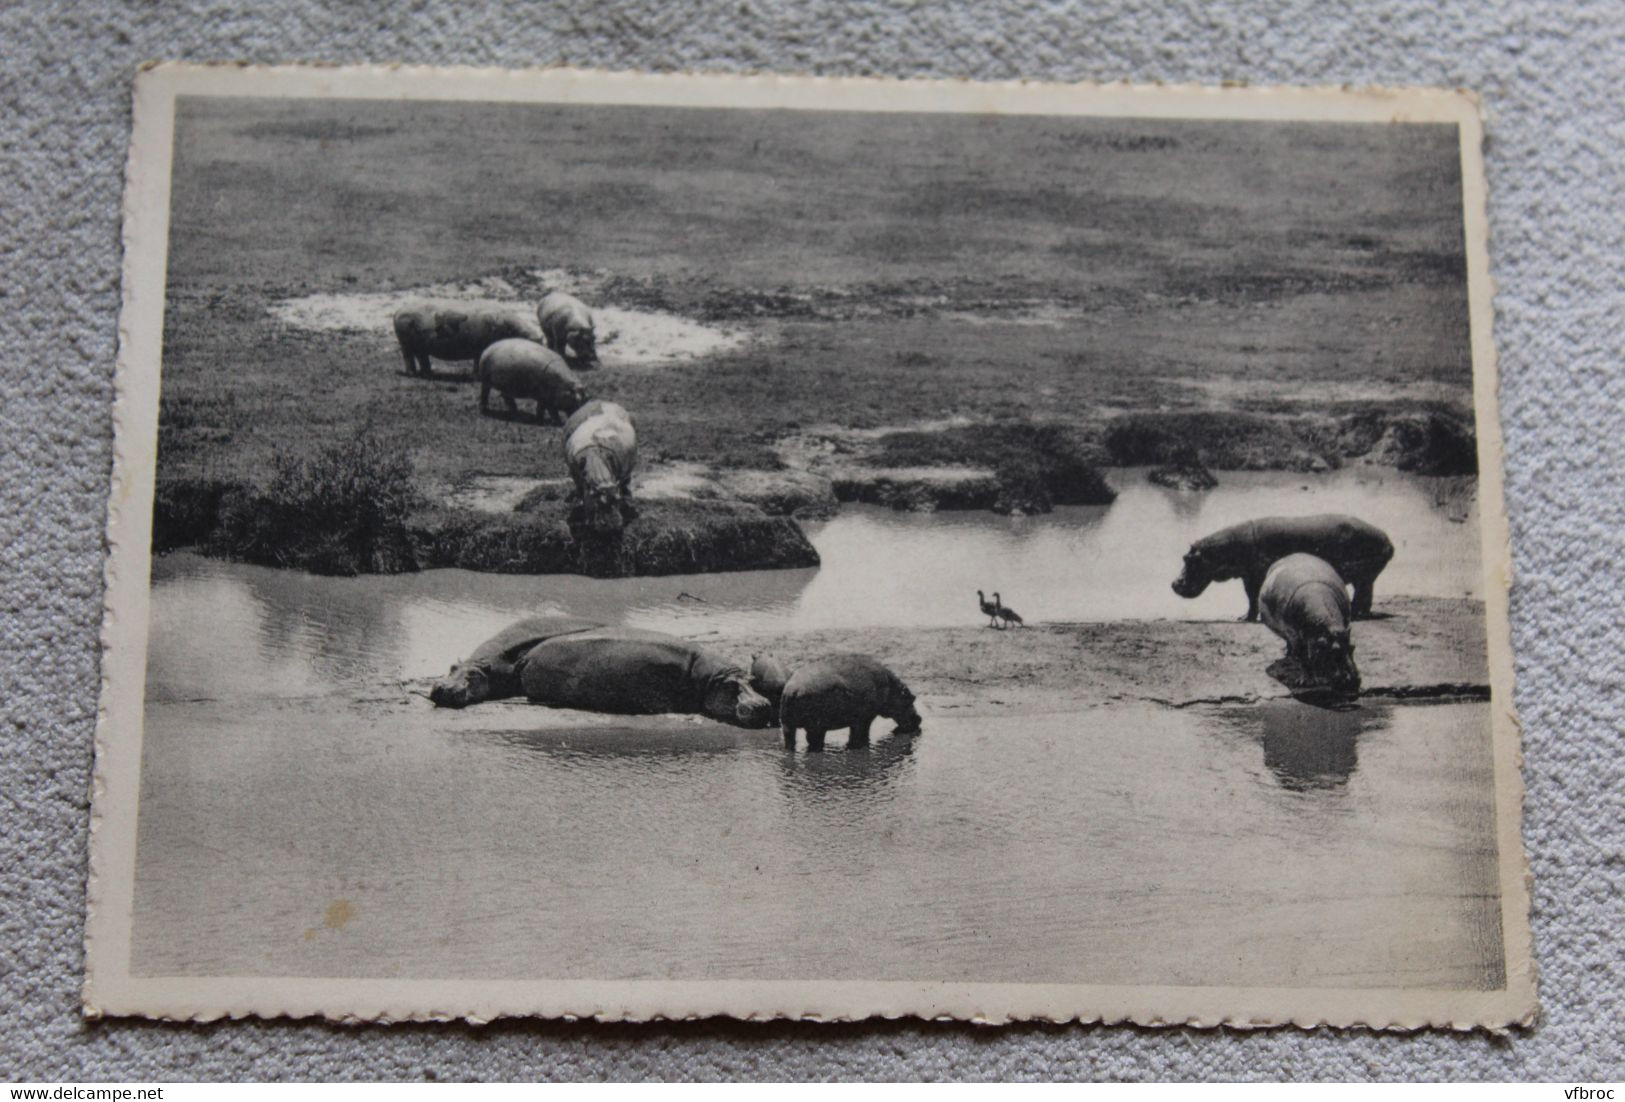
[994, 593, 1025, 629]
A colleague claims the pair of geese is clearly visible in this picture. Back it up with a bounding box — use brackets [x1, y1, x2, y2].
[976, 590, 1025, 630]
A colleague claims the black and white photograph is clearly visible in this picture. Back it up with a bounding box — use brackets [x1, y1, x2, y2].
[87, 65, 1532, 1028]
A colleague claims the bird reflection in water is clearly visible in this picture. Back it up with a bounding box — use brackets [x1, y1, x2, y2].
[1252, 697, 1378, 792]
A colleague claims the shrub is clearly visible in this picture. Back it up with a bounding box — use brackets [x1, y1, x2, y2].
[213, 430, 420, 575]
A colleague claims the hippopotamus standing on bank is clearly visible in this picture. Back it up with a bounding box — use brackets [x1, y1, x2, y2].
[519, 627, 774, 728]
[1171, 514, 1394, 621]
[393, 301, 544, 376]
[1259, 554, 1361, 696]
[561, 399, 638, 532]
[538, 291, 599, 370]
[779, 654, 922, 751]
[429, 615, 604, 708]
[476, 338, 589, 424]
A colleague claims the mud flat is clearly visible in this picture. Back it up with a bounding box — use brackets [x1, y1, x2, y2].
[394, 595, 1487, 723]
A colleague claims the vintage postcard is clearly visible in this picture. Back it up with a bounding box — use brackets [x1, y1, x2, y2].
[87, 64, 1535, 1028]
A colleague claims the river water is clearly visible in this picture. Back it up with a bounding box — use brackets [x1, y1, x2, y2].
[131, 468, 1503, 988]
[145, 468, 1479, 699]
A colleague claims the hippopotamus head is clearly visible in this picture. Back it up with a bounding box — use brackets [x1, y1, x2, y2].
[429, 662, 489, 709]
[1171, 543, 1235, 598]
[563, 381, 590, 415]
[884, 683, 923, 735]
[565, 325, 598, 368]
[1305, 631, 1361, 695]
[748, 654, 790, 701]
[705, 670, 776, 728]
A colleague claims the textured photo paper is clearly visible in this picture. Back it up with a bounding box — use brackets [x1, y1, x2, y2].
[88, 64, 1534, 1027]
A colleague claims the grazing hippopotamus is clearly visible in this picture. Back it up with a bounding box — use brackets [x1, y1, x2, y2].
[519, 627, 774, 728]
[779, 653, 922, 752]
[538, 291, 598, 369]
[561, 399, 638, 533]
[748, 653, 792, 721]
[429, 615, 604, 708]
[1259, 554, 1361, 696]
[1171, 514, 1394, 621]
[393, 301, 544, 376]
[476, 338, 589, 424]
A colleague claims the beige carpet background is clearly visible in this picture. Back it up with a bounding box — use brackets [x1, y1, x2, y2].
[1, 0, 1620, 1081]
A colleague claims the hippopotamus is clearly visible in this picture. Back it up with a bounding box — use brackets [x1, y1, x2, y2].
[428, 616, 604, 708]
[393, 301, 544, 376]
[1259, 554, 1361, 696]
[476, 338, 589, 424]
[748, 653, 792, 721]
[1171, 514, 1394, 621]
[519, 627, 774, 728]
[561, 399, 638, 532]
[538, 291, 598, 370]
[779, 653, 922, 751]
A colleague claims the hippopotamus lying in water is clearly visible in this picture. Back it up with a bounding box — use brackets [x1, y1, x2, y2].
[1171, 514, 1394, 621]
[538, 291, 598, 370]
[393, 301, 544, 376]
[779, 653, 922, 751]
[429, 616, 605, 708]
[520, 627, 774, 728]
[562, 399, 638, 533]
[476, 338, 588, 424]
[1259, 554, 1361, 696]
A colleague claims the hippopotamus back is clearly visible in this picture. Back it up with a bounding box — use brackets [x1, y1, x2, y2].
[476, 338, 588, 423]
[520, 627, 773, 727]
[1259, 554, 1360, 694]
[1173, 513, 1394, 620]
[430, 615, 603, 708]
[561, 400, 638, 529]
[394, 301, 544, 373]
[780, 653, 922, 749]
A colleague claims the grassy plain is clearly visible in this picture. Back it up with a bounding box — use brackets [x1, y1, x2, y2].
[153, 98, 1478, 572]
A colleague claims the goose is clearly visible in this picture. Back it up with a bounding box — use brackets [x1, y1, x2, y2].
[993, 593, 1025, 629]
[976, 590, 1000, 627]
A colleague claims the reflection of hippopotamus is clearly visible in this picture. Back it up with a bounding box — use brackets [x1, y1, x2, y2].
[561, 399, 638, 533]
[780, 654, 922, 751]
[749, 653, 791, 721]
[538, 291, 598, 369]
[429, 616, 604, 708]
[393, 302, 544, 376]
[520, 627, 774, 728]
[476, 339, 588, 424]
[1259, 554, 1361, 696]
[1171, 514, 1394, 621]
[1256, 698, 1368, 791]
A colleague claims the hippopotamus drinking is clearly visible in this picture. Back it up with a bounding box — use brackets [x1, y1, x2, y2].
[538, 291, 598, 370]
[561, 399, 638, 533]
[1258, 553, 1361, 696]
[393, 301, 544, 376]
[779, 653, 922, 751]
[428, 616, 605, 708]
[519, 627, 774, 728]
[1171, 514, 1394, 621]
[476, 338, 589, 424]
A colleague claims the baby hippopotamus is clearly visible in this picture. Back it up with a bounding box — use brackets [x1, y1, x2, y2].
[779, 653, 922, 751]
[1259, 554, 1361, 696]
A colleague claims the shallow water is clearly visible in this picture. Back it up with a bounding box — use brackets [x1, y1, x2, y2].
[130, 697, 1502, 987]
[145, 467, 1479, 699]
[132, 465, 1499, 987]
